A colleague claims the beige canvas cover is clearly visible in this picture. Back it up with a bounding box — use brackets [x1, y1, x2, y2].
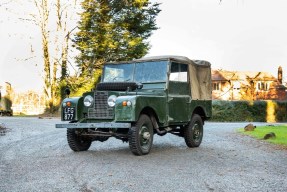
[189, 60, 212, 100]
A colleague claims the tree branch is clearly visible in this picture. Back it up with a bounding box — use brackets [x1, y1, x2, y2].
[0, 0, 13, 7]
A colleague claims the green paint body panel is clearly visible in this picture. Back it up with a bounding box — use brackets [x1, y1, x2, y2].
[115, 94, 167, 123]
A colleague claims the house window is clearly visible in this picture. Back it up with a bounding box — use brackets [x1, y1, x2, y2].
[257, 82, 269, 91]
[212, 82, 220, 91]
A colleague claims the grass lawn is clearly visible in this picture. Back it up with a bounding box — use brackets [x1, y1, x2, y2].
[238, 125, 287, 147]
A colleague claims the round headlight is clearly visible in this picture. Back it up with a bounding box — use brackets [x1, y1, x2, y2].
[126, 101, 132, 106]
[107, 95, 117, 107]
[84, 95, 94, 107]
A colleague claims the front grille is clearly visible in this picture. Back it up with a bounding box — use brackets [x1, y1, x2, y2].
[88, 91, 114, 119]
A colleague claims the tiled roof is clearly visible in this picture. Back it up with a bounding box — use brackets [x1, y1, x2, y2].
[212, 70, 277, 82]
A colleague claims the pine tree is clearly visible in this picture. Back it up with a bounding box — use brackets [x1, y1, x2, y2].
[73, 0, 161, 77]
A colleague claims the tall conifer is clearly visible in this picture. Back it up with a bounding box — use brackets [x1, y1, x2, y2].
[73, 0, 161, 76]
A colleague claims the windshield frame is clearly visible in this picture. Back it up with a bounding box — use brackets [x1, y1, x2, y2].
[102, 61, 168, 83]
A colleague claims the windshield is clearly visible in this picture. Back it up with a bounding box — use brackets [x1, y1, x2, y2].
[103, 61, 168, 83]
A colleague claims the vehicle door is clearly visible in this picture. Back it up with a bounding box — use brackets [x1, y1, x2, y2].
[167, 62, 190, 123]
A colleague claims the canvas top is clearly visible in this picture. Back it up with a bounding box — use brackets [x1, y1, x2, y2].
[107, 55, 211, 68]
[135, 55, 211, 67]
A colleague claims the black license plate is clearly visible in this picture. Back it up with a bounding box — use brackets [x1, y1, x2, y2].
[63, 107, 75, 121]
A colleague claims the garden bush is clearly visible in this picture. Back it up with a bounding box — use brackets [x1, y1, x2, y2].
[211, 100, 287, 122]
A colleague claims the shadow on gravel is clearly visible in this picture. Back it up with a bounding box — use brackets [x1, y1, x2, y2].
[81, 142, 192, 158]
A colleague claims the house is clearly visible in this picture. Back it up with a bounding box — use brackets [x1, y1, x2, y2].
[212, 67, 286, 100]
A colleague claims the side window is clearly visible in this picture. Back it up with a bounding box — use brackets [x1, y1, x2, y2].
[212, 82, 220, 91]
[169, 63, 188, 82]
[257, 82, 269, 91]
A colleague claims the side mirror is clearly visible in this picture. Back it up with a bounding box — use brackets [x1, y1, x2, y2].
[65, 87, 71, 98]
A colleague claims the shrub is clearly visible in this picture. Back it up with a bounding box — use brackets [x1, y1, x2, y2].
[211, 100, 287, 122]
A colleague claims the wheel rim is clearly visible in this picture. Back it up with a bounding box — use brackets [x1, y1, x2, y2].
[193, 123, 202, 142]
[139, 125, 151, 150]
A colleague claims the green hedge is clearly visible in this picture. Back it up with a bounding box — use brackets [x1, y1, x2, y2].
[211, 100, 287, 122]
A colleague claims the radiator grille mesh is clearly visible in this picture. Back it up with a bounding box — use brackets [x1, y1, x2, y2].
[88, 92, 114, 119]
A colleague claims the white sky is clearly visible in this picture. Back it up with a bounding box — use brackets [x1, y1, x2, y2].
[1, 0, 287, 91]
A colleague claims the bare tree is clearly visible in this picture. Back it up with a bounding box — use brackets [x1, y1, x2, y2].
[29, 0, 55, 111]
[18, 0, 79, 112]
[55, 0, 74, 102]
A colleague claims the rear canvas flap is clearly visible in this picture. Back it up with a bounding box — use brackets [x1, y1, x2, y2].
[189, 60, 212, 100]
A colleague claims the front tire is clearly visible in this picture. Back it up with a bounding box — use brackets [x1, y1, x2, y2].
[128, 114, 154, 155]
[184, 114, 203, 148]
[67, 129, 92, 151]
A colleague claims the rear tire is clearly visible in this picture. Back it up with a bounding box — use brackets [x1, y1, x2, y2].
[184, 114, 203, 148]
[128, 114, 154, 155]
[67, 129, 92, 151]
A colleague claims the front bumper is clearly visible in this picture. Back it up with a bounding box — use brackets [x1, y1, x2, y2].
[55, 122, 131, 129]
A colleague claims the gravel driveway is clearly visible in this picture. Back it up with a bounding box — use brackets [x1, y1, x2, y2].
[0, 117, 286, 192]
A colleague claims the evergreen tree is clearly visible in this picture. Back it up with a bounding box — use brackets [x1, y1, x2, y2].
[73, 0, 161, 77]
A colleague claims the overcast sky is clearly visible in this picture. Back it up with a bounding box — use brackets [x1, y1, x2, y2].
[1, 0, 287, 91]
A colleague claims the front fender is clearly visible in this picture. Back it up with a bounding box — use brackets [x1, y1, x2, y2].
[61, 97, 83, 121]
[114, 95, 166, 123]
[114, 96, 137, 121]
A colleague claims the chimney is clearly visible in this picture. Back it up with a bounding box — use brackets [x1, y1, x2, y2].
[278, 66, 282, 84]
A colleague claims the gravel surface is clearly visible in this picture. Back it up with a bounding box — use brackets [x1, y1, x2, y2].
[0, 117, 286, 192]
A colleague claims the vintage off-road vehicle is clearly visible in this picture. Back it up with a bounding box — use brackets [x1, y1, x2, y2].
[56, 56, 212, 155]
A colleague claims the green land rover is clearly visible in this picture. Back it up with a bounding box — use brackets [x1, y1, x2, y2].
[56, 56, 212, 155]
